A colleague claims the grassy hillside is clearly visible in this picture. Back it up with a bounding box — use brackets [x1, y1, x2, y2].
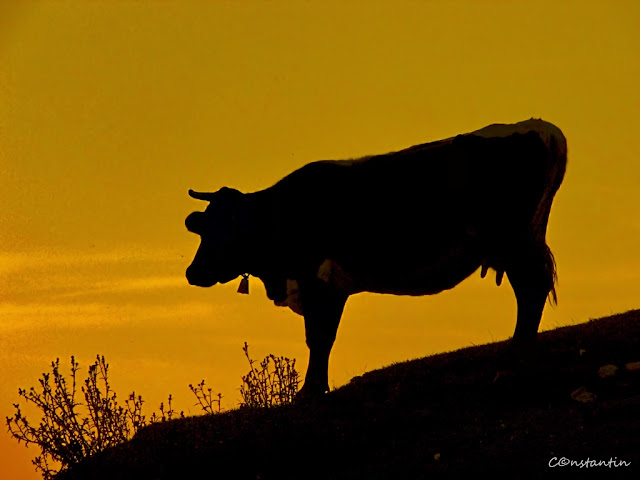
[57, 310, 640, 479]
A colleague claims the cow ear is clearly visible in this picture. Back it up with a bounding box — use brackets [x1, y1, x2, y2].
[189, 189, 215, 201]
[185, 212, 205, 234]
[219, 186, 240, 193]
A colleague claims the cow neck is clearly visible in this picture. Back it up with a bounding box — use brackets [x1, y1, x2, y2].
[240, 189, 282, 278]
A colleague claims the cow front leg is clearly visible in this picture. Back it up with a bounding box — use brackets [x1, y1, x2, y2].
[297, 278, 348, 398]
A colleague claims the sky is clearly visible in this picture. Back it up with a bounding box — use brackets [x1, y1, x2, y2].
[1, 1, 639, 477]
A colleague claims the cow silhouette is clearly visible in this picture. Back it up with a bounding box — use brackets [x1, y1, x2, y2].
[186, 118, 567, 397]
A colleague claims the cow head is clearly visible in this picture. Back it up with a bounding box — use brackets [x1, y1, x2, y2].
[186, 187, 246, 287]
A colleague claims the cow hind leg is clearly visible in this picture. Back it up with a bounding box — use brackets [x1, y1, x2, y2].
[491, 241, 556, 385]
[507, 241, 556, 348]
[297, 277, 348, 398]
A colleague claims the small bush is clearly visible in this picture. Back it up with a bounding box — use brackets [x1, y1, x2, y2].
[149, 394, 185, 423]
[7, 346, 296, 479]
[239, 342, 299, 408]
[189, 380, 223, 414]
[6, 356, 148, 480]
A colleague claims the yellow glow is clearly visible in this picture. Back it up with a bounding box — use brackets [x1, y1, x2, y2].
[2, 2, 640, 477]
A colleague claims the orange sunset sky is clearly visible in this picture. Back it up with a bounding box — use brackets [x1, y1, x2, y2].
[1, 1, 639, 478]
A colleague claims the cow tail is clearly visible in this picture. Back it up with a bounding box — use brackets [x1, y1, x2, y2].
[531, 130, 567, 305]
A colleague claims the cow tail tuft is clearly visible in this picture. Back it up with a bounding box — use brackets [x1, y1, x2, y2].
[544, 243, 558, 305]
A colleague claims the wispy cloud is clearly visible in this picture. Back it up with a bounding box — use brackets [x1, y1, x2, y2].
[1, 247, 190, 303]
[0, 247, 211, 334]
[0, 248, 185, 274]
[53, 275, 187, 300]
[0, 299, 221, 333]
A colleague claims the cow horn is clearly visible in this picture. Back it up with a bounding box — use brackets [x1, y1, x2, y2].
[189, 189, 216, 201]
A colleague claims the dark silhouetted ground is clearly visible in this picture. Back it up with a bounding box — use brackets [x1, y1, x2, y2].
[57, 309, 640, 479]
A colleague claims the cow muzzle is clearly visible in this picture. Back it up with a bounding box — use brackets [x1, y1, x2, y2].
[186, 266, 217, 287]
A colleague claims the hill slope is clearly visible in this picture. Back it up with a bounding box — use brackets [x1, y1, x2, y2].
[58, 310, 640, 479]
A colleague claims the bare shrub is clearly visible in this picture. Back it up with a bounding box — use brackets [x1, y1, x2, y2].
[239, 342, 299, 408]
[189, 380, 223, 414]
[6, 356, 149, 480]
[7, 345, 295, 479]
[149, 394, 185, 423]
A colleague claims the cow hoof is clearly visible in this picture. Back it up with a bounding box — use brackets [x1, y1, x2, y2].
[295, 383, 329, 403]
